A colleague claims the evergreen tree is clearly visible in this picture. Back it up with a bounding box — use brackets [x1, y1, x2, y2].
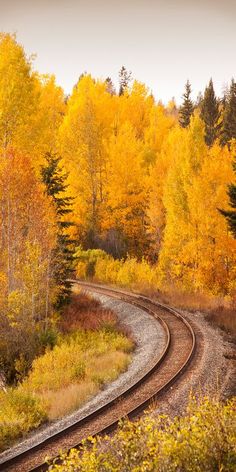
[179, 80, 194, 128]
[221, 79, 236, 147]
[220, 157, 236, 237]
[200, 79, 221, 146]
[41, 152, 75, 309]
[118, 66, 132, 96]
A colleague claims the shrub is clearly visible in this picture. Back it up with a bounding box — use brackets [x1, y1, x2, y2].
[21, 328, 133, 420]
[75, 247, 159, 290]
[49, 396, 236, 472]
[0, 389, 47, 451]
[59, 294, 117, 333]
[0, 326, 133, 449]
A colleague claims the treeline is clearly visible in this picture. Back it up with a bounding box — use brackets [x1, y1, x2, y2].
[57, 61, 236, 296]
[0, 34, 74, 382]
[0, 32, 236, 380]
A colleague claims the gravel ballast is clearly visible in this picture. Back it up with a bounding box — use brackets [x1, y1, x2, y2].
[152, 308, 236, 418]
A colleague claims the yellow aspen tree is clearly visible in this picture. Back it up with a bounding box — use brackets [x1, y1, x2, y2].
[144, 103, 176, 166]
[0, 33, 37, 156]
[59, 75, 115, 245]
[103, 123, 149, 258]
[158, 114, 236, 295]
[29, 74, 66, 168]
[157, 115, 207, 289]
[147, 125, 182, 255]
[119, 80, 154, 140]
[0, 149, 56, 326]
[186, 143, 236, 294]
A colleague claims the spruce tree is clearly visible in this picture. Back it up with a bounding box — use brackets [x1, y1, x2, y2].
[118, 66, 132, 96]
[200, 79, 221, 146]
[221, 79, 236, 147]
[179, 80, 194, 128]
[41, 152, 75, 309]
[220, 157, 236, 237]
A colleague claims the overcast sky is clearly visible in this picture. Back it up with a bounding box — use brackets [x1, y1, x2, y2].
[0, 0, 235, 103]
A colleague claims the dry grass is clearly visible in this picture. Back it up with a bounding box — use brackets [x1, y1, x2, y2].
[22, 331, 133, 420]
[87, 351, 131, 385]
[206, 306, 236, 341]
[43, 351, 131, 420]
[41, 381, 98, 420]
[141, 285, 236, 341]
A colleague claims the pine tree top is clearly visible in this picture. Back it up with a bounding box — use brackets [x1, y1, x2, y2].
[221, 78, 236, 147]
[179, 80, 194, 128]
[200, 78, 221, 146]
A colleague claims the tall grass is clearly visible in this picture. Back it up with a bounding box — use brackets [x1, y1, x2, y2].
[22, 329, 133, 392]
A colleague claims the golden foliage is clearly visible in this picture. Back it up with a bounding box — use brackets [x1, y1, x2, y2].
[49, 396, 236, 472]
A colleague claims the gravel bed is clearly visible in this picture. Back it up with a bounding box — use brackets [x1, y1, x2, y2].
[152, 308, 236, 418]
[0, 291, 166, 465]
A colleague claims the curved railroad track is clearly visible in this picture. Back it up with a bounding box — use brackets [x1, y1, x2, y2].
[0, 281, 196, 472]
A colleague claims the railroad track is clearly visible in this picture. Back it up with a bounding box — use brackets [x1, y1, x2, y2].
[0, 281, 196, 472]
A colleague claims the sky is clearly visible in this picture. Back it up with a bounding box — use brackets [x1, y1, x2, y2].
[0, 0, 235, 104]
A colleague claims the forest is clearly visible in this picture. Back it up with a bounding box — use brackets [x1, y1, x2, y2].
[1, 31, 236, 367]
[0, 32, 236, 458]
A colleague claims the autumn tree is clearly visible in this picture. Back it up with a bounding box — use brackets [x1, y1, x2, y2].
[0, 33, 37, 156]
[144, 103, 176, 167]
[103, 123, 150, 258]
[0, 150, 57, 381]
[31, 74, 65, 166]
[179, 80, 194, 128]
[158, 116, 236, 294]
[119, 81, 154, 140]
[200, 79, 221, 146]
[0, 34, 65, 169]
[59, 75, 115, 247]
[221, 79, 236, 147]
[41, 152, 75, 308]
[147, 124, 180, 257]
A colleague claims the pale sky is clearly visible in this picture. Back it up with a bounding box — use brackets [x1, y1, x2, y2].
[0, 0, 235, 103]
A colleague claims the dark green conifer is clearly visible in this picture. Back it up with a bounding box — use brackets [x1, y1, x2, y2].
[41, 152, 75, 309]
[200, 79, 221, 146]
[179, 80, 194, 128]
[221, 79, 236, 147]
[220, 157, 236, 237]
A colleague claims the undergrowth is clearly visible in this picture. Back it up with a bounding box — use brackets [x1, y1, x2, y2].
[0, 293, 134, 451]
[22, 329, 133, 421]
[0, 389, 46, 451]
[49, 395, 236, 472]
